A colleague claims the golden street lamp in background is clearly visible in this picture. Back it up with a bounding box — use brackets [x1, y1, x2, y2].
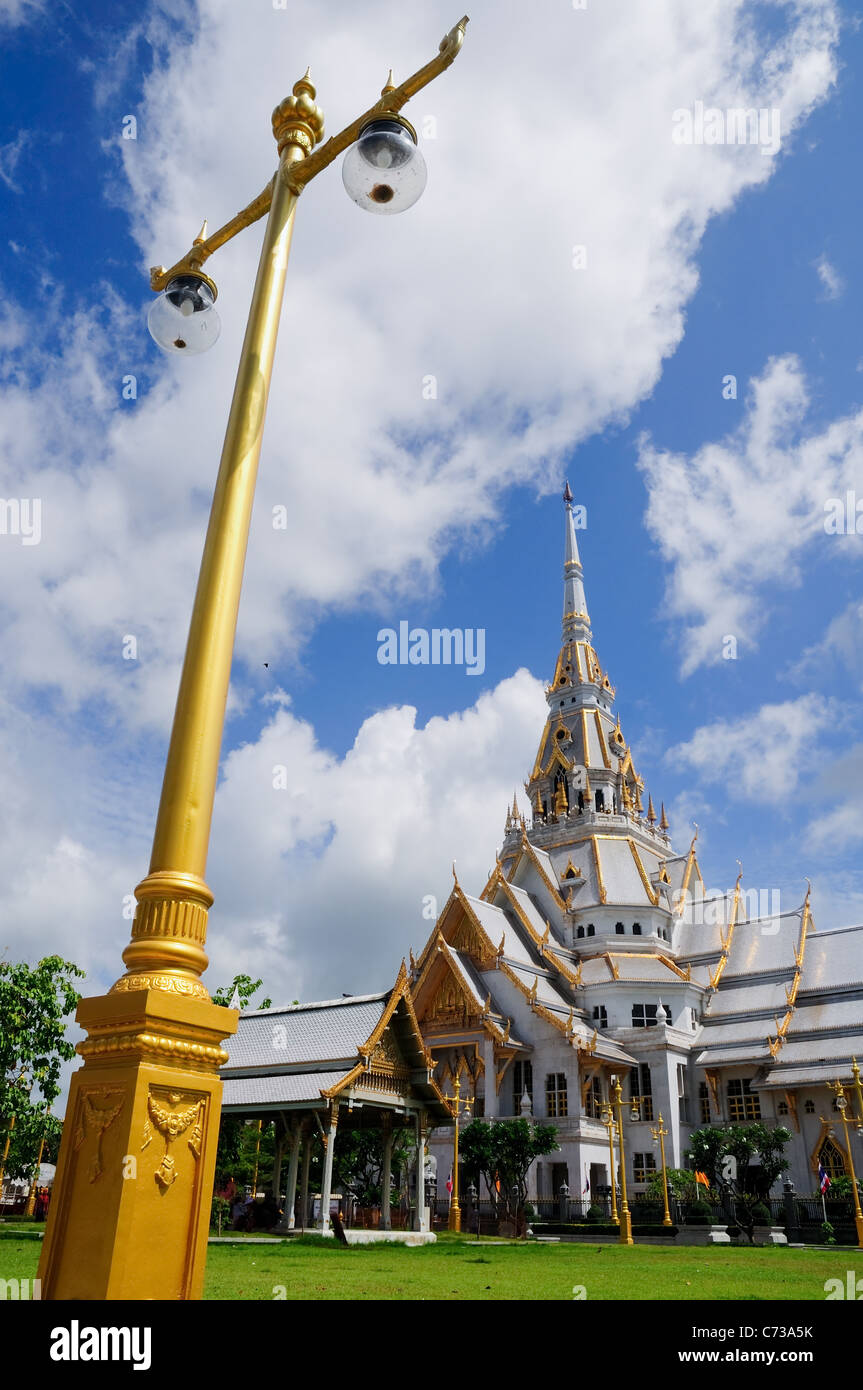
[650, 1111, 673, 1228]
[600, 1101, 619, 1225]
[828, 1080, 863, 1250]
[610, 1075, 634, 1246]
[38, 17, 469, 1301]
[851, 1058, 863, 1135]
[446, 1073, 473, 1232]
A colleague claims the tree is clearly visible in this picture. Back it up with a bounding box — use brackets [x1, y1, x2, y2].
[0, 956, 84, 1183]
[212, 974, 273, 1010]
[460, 1117, 558, 1225]
[686, 1126, 729, 1188]
[213, 1116, 277, 1195]
[686, 1123, 791, 1242]
[332, 1127, 411, 1208]
[646, 1166, 698, 1203]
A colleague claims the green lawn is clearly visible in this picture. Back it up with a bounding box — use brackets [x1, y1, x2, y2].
[2, 1233, 860, 1300]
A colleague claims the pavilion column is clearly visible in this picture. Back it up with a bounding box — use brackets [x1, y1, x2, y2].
[413, 1110, 427, 1232]
[275, 1120, 301, 1233]
[483, 1038, 498, 1117]
[299, 1130, 312, 1229]
[380, 1114, 394, 1231]
[318, 1101, 339, 1233]
[270, 1114, 289, 1202]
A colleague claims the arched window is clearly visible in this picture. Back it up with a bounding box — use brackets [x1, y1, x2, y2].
[587, 924, 595, 937]
[576, 925, 585, 939]
[632, 922, 642, 936]
[819, 1138, 846, 1181]
[804, 1100, 815, 1115]
[595, 789, 605, 811]
[615, 922, 625, 935]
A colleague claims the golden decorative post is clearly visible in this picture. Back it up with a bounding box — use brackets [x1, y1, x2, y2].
[601, 1102, 619, 1224]
[851, 1058, 863, 1133]
[611, 1075, 634, 1245]
[37, 18, 469, 1301]
[25, 1110, 50, 1218]
[0, 1114, 15, 1193]
[828, 1081, 863, 1250]
[447, 1073, 473, 1232]
[650, 1111, 673, 1227]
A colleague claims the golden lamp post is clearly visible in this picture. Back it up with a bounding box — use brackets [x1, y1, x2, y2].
[650, 1111, 673, 1228]
[446, 1074, 473, 1233]
[610, 1075, 634, 1245]
[600, 1102, 619, 1225]
[827, 1080, 863, 1250]
[37, 17, 469, 1301]
[851, 1058, 863, 1136]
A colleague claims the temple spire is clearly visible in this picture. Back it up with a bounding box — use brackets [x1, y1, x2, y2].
[562, 481, 590, 644]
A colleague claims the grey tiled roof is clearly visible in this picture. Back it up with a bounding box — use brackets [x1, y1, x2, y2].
[802, 926, 863, 989]
[225, 996, 386, 1070]
[222, 1070, 352, 1109]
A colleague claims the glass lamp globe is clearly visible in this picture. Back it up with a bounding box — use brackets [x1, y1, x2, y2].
[342, 117, 427, 215]
[148, 273, 220, 354]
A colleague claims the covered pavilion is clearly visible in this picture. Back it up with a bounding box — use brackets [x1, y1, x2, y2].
[221, 962, 452, 1239]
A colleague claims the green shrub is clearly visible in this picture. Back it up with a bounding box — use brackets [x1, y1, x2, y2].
[751, 1203, 772, 1225]
[686, 1200, 713, 1226]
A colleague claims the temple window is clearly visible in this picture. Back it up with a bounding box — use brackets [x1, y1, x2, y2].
[587, 924, 595, 937]
[629, 1063, 654, 1121]
[819, 1138, 846, 1181]
[632, 922, 642, 935]
[583, 1075, 602, 1119]
[777, 1100, 789, 1116]
[595, 789, 605, 811]
[576, 925, 585, 939]
[615, 922, 625, 935]
[727, 1077, 761, 1121]
[592, 1005, 607, 1027]
[804, 1100, 815, 1115]
[633, 1152, 657, 1184]
[698, 1082, 710, 1124]
[631, 1003, 657, 1029]
[512, 1059, 533, 1114]
[546, 1073, 568, 1118]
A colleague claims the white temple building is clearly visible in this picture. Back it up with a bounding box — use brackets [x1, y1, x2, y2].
[412, 486, 863, 1202]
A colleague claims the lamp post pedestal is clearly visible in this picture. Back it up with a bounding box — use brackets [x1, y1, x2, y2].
[38, 990, 236, 1300]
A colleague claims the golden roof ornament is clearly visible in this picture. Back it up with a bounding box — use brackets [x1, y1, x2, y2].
[660, 801, 669, 831]
[647, 794, 656, 824]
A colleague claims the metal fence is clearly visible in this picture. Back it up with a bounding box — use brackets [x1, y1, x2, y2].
[430, 1191, 858, 1239]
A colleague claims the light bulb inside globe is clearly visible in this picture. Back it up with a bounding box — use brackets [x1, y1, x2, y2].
[148, 273, 221, 355]
[342, 117, 427, 215]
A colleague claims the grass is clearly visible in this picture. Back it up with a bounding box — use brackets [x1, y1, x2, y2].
[2, 1233, 860, 1300]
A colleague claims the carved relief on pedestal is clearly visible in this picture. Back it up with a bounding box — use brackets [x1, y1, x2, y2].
[141, 1089, 205, 1192]
[73, 1087, 126, 1183]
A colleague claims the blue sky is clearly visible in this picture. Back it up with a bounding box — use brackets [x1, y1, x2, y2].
[1, 0, 862, 1025]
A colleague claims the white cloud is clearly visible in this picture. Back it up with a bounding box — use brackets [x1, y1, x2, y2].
[637, 354, 863, 674]
[0, 0, 842, 733]
[0, 0, 44, 27]
[813, 252, 844, 299]
[0, 131, 30, 192]
[666, 694, 837, 805]
[794, 598, 863, 689]
[0, 0, 846, 1009]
